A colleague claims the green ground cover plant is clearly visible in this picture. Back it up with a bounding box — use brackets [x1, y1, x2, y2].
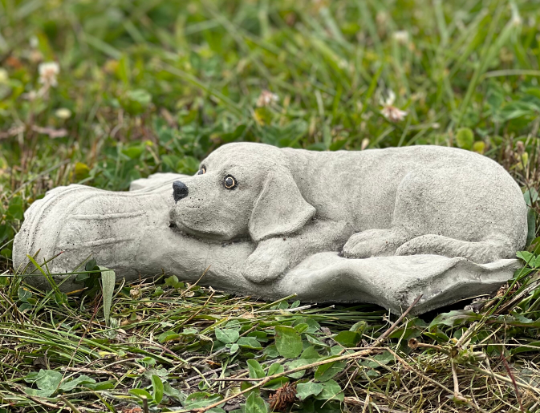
[1, 0, 540, 411]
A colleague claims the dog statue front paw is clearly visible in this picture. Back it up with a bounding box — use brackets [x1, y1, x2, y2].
[242, 252, 289, 284]
[342, 229, 407, 258]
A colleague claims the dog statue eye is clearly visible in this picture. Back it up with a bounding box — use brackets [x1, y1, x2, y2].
[197, 166, 206, 175]
[224, 175, 237, 189]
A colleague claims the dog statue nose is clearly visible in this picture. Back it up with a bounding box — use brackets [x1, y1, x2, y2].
[172, 181, 189, 202]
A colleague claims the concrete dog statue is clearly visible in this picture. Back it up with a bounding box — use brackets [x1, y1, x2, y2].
[13, 143, 527, 314]
[169, 142, 528, 284]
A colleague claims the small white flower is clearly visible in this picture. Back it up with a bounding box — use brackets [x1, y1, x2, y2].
[38, 62, 60, 87]
[0, 68, 8, 83]
[379, 90, 396, 107]
[30, 36, 39, 48]
[256, 90, 279, 107]
[55, 108, 72, 119]
[381, 106, 408, 122]
[393, 30, 409, 44]
[380, 90, 407, 122]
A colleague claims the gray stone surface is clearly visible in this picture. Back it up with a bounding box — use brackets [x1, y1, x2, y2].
[13, 143, 528, 314]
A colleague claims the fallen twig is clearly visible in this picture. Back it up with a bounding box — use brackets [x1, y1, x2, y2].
[499, 355, 525, 411]
[450, 359, 463, 400]
[0, 125, 25, 140]
[212, 377, 261, 382]
[181, 266, 211, 299]
[31, 125, 68, 138]
[180, 288, 216, 326]
[61, 366, 116, 376]
[12, 385, 63, 410]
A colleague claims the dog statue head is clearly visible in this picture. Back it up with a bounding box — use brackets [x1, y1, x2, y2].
[169, 143, 315, 242]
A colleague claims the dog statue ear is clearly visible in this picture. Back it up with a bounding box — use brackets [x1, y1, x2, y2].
[249, 170, 316, 242]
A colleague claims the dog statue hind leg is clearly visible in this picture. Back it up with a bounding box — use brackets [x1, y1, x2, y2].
[343, 165, 527, 263]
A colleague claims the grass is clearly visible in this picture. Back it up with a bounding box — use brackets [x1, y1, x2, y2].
[1, 0, 540, 411]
